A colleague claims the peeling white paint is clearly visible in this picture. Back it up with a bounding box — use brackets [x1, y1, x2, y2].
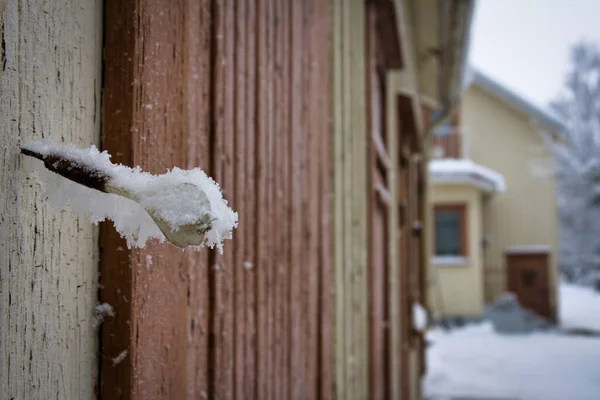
[0, 0, 102, 397]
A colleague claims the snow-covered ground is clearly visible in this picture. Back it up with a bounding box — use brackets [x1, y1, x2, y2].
[424, 282, 600, 400]
[559, 282, 600, 333]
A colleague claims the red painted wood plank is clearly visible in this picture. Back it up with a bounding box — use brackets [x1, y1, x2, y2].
[316, 0, 333, 396]
[234, 0, 247, 397]
[100, 1, 137, 397]
[101, 1, 333, 398]
[211, 0, 236, 397]
[183, 1, 213, 397]
[265, 1, 277, 397]
[289, 1, 306, 398]
[243, 0, 258, 397]
[271, 0, 285, 397]
[255, 0, 270, 395]
[276, 0, 291, 397]
[305, 0, 321, 396]
[101, 1, 213, 399]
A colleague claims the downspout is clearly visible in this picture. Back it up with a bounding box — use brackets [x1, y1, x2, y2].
[418, 0, 476, 323]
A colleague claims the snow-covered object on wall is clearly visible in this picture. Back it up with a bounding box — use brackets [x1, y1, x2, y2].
[429, 158, 506, 193]
[413, 302, 428, 332]
[20, 140, 238, 252]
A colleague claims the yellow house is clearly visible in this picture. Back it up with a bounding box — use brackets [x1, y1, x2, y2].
[427, 68, 563, 322]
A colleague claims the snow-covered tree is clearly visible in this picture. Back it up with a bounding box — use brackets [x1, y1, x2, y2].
[549, 42, 600, 285]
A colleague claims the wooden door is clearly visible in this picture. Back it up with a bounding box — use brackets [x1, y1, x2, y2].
[506, 252, 552, 319]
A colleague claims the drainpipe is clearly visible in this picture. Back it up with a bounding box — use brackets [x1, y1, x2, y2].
[418, 0, 476, 323]
[418, 106, 456, 323]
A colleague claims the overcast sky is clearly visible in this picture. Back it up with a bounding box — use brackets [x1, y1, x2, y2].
[469, 0, 600, 110]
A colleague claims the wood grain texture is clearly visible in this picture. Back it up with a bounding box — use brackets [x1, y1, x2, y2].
[101, 0, 212, 398]
[0, 0, 102, 398]
[101, 0, 331, 398]
[331, 1, 424, 399]
[331, 1, 370, 398]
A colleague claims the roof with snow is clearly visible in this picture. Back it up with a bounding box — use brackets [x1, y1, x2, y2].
[464, 68, 565, 135]
[429, 158, 505, 194]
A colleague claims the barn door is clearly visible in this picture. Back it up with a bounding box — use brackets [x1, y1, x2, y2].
[368, 5, 392, 400]
[506, 252, 552, 319]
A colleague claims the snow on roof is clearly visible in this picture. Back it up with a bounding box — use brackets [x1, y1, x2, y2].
[429, 158, 505, 193]
[464, 68, 565, 135]
[505, 245, 551, 254]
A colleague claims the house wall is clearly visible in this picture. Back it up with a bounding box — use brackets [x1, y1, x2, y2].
[332, 1, 370, 398]
[101, 1, 332, 399]
[0, 0, 102, 398]
[463, 85, 559, 315]
[390, 2, 425, 399]
[429, 184, 485, 318]
[332, 1, 426, 399]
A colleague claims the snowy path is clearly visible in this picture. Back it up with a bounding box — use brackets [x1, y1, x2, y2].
[424, 283, 600, 400]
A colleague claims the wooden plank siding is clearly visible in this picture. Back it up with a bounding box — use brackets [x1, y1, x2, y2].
[332, 1, 369, 398]
[1, 1, 102, 398]
[333, 1, 426, 400]
[100, 0, 331, 399]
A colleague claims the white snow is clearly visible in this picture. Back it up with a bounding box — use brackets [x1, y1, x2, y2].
[92, 302, 115, 329]
[145, 255, 153, 270]
[424, 282, 600, 400]
[413, 302, 428, 332]
[21, 139, 238, 252]
[559, 281, 600, 333]
[432, 256, 468, 266]
[505, 245, 552, 254]
[429, 158, 506, 193]
[112, 349, 128, 366]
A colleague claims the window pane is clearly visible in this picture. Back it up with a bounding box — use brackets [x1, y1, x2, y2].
[435, 210, 461, 255]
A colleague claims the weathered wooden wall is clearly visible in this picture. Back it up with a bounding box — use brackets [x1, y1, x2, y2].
[100, 0, 331, 398]
[332, 2, 427, 399]
[332, 1, 370, 398]
[0, 0, 102, 398]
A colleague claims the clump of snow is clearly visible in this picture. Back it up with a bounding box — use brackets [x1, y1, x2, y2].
[412, 302, 428, 331]
[112, 349, 128, 366]
[21, 139, 238, 252]
[429, 158, 506, 193]
[92, 302, 115, 329]
[145, 255, 153, 270]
